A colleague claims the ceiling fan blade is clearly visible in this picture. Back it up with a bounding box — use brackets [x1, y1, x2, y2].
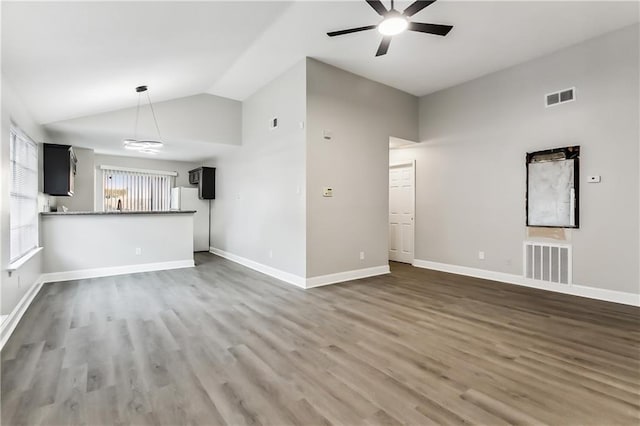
[403, 1, 436, 17]
[366, 0, 388, 16]
[375, 36, 391, 56]
[327, 25, 377, 37]
[408, 22, 453, 36]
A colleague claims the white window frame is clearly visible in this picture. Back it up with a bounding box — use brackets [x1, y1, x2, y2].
[8, 126, 40, 266]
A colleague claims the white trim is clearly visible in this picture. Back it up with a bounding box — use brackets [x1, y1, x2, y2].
[0, 276, 44, 351]
[209, 247, 306, 288]
[389, 160, 415, 168]
[209, 247, 390, 289]
[413, 259, 639, 307]
[7, 246, 43, 273]
[41, 259, 194, 283]
[306, 265, 390, 288]
[99, 164, 178, 176]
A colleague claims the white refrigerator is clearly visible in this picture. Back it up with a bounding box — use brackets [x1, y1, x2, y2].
[170, 187, 210, 252]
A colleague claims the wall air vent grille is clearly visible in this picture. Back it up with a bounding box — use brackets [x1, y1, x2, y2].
[545, 87, 575, 107]
[524, 241, 572, 285]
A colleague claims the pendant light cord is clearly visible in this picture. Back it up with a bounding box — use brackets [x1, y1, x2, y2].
[133, 92, 142, 140]
[146, 91, 163, 141]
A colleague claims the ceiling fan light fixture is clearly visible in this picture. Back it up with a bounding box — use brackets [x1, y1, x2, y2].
[326, 0, 453, 57]
[378, 16, 408, 36]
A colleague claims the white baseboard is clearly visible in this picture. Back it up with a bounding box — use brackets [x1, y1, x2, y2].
[209, 247, 306, 288]
[413, 259, 640, 307]
[209, 247, 389, 289]
[306, 265, 390, 288]
[0, 276, 44, 351]
[41, 259, 195, 284]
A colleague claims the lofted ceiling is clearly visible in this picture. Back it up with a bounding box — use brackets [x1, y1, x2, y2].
[2, 1, 639, 160]
[1, 1, 291, 124]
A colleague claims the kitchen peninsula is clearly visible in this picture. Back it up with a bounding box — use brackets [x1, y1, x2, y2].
[40, 210, 196, 281]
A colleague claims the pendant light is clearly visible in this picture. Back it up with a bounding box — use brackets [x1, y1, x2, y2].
[123, 85, 164, 154]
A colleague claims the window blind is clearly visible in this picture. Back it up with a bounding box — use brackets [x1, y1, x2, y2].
[102, 168, 174, 212]
[9, 127, 39, 263]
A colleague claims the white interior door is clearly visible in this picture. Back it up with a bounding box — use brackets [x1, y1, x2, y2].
[389, 163, 414, 263]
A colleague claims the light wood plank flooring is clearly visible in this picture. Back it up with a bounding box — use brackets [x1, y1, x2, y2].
[2, 253, 639, 425]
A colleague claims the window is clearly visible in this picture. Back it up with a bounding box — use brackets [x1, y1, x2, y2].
[9, 127, 39, 263]
[101, 166, 176, 212]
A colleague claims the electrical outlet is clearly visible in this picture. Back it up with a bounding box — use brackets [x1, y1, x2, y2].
[135, 247, 142, 255]
[478, 251, 485, 260]
[360, 251, 365, 260]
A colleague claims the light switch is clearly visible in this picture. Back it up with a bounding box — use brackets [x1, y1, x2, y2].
[323, 130, 333, 141]
[322, 187, 333, 197]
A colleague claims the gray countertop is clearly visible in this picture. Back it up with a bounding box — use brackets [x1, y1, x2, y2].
[41, 210, 196, 216]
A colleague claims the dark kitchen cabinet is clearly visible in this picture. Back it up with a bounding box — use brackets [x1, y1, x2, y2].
[44, 144, 77, 196]
[188, 167, 215, 200]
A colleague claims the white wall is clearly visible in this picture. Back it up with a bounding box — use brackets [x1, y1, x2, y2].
[209, 60, 307, 278]
[0, 74, 50, 315]
[41, 213, 193, 273]
[45, 93, 242, 162]
[94, 154, 200, 211]
[306, 58, 418, 278]
[391, 24, 639, 295]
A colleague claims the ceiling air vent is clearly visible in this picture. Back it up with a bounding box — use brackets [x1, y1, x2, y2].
[545, 87, 575, 107]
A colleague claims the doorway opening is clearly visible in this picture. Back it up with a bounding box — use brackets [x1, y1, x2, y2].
[389, 161, 415, 264]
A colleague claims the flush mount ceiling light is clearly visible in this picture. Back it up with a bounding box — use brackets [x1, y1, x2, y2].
[123, 85, 164, 154]
[327, 0, 453, 57]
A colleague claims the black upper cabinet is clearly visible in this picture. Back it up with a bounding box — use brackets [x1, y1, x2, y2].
[188, 167, 215, 200]
[44, 144, 77, 196]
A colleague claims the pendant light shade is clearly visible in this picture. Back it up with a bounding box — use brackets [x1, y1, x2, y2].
[123, 85, 164, 154]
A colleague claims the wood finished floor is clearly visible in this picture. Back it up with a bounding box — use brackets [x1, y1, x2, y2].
[2, 253, 639, 425]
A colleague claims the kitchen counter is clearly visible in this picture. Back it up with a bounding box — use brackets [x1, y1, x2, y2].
[40, 211, 195, 276]
[41, 210, 196, 216]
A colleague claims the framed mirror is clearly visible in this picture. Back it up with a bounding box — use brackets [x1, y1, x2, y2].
[526, 146, 580, 228]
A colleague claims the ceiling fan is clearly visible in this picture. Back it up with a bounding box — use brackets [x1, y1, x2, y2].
[327, 0, 453, 57]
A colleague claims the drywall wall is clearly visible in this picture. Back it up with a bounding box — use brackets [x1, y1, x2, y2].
[94, 154, 200, 211]
[391, 24, 639, 295]
[0, 74, 49, 315]
[41, 213, 193, 273]
[55, 147, 95, 211]
[45, 93, 242, 162]
[209, 60, 307, 278]
[306, 58, 418, 278]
